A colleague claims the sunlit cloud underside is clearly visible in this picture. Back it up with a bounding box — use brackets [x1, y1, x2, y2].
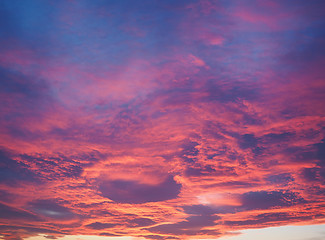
[0, 0, 325, 240]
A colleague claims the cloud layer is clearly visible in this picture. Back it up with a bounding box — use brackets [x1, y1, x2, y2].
[1, 0, 325, 239]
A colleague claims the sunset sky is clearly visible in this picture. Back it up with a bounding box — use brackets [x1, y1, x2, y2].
[1, 0, 325, 240]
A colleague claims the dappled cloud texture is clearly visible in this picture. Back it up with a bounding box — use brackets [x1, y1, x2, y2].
[1, 0, 325, 239]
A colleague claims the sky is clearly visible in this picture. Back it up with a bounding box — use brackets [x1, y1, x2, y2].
[0, 0, 325, 240]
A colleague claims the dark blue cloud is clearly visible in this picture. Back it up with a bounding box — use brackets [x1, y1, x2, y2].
[0, 67, 48, 98]
[300, 140, 325, 183]
[210, 180, 256, 188]
[185, 165, 216, 177]
[225, 211, 325, 227]
[0, 202, 40, 221]
[99, 233, 120, 237]
[153, 79, 258, 111]
[266, 173, 294, 185]
[178, 141, 199, 163]
[203, 80, 258, 103]
[99, 175, 181, 204]
[240, 190, 306, 210]
[0, 190, 15, 203]
[129, 218, 156, 227]
[28, 199, 79, 220]
[315, 139, 325, 165]
[85, 222, 117, 230]
[181, 141, 199, 157]
[182, 204, 218, 216]
[0, 149, 40, 185]
[262, 132, 295, 143]
[282, 17, 325, 65]
[0, 67, 55, 142]
[183, 203, 239, 215]
[285, 147, 316, 162]
[20, 154, 83, 180]
[148, 204, 220, 236]
[302, 167, 319, 182]
[237, 132, 295, 155]
[184, 156, 236, 178]
[142, 235, 165, 240]
[143, 234, 181, 240]
[43, 236, 57, 239]
[238, 134, 258, 149]
[0, 225, 62, 237]
[148, 215, 220, 236]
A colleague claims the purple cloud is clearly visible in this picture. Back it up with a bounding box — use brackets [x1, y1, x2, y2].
[99, 176, 181, 204]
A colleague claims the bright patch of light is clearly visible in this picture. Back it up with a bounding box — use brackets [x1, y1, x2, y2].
[215, 224, 325, 240]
